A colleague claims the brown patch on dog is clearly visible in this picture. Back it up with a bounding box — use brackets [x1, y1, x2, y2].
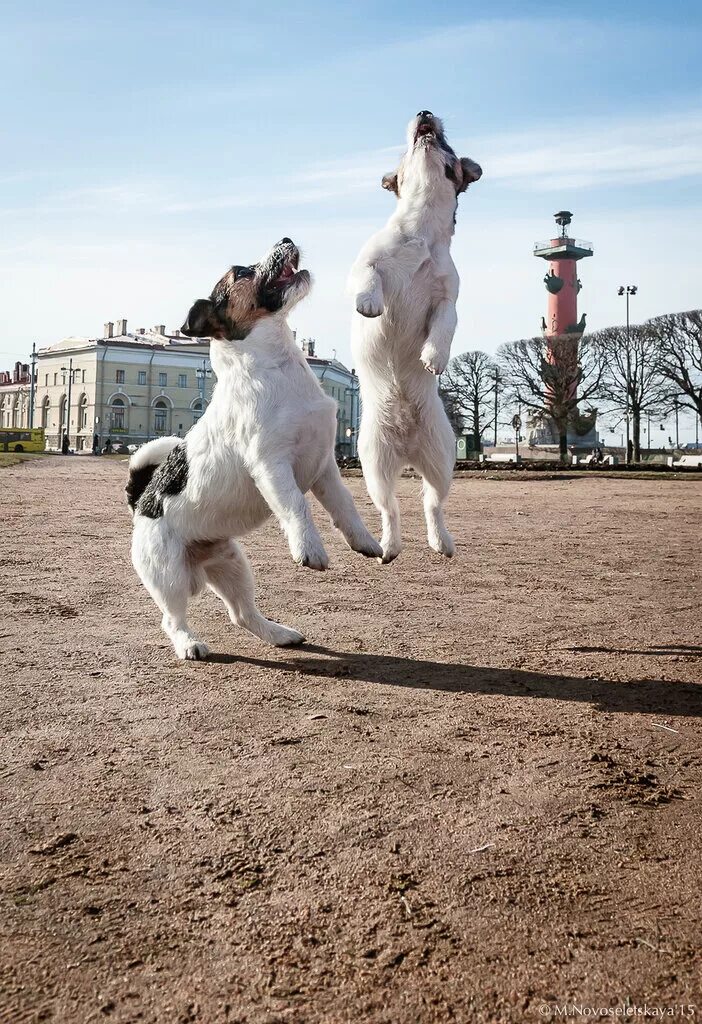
[182, 240, 307, 342]
[457, 156, 482, 193]
[382, 169, 401, 197]
[181, 270, 269, 341]
[212, 269, 271, 339]
[382, 153, 481, 200]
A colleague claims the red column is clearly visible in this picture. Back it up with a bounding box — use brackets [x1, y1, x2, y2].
[546, 246, 578, 338]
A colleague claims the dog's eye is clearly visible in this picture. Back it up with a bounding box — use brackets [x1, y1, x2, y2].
[233, 266, 254, 281]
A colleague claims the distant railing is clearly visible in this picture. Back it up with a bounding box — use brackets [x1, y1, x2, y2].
[534, 238, 593, 252]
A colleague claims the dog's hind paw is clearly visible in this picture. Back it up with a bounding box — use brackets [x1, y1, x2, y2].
[297, 542, 329, 571]
[177, 639, 211, 661]
[355, 290, 384, 318]
[379, 542, 401, 564]
[357, 537, 383, 559]
[429, 528, 455, 558]
[269, 624, 305, 647]
[345, 527, 383, 559]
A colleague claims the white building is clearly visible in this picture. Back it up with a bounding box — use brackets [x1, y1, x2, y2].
[0, 362, 32, 430]
[29, 322, 360, 455]
[301, 339, 359, 457]
[34, 320, 214, 450]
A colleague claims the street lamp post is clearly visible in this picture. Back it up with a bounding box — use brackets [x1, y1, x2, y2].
[60, 357, 78, 452]
[196, 358, 212, 411]
[617, 285, 637, 464]
[28, 342, 37, 428]
[674, 396, 680, 450]
[493, 368, 500, 446]
[512, 412, 522, 461]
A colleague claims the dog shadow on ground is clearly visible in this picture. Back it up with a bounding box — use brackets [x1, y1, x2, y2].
[207, 644, 702, 718]
[567, 643, 702, 658]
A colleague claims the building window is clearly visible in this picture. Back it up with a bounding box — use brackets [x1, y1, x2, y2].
[178, 374, 187, 389]
[79, 394, 89, 431]
[192, 399, 203, 424]
[111, 397, 125, 431]
[81, 370, 86, 384]
[41, 396, 50, 428]
[44, 374, 48, 387]
[158, 373, 167, 387]
[154, 400, 168, 434]
[53, 373, 58, 386]
[58, 395, 67, 434]
[138, 371, 147, 385]
[116, 370, 125, 384]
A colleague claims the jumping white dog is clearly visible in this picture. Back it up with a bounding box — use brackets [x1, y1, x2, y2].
[127, 238, 381, 660]
[349, 111, 482, 563]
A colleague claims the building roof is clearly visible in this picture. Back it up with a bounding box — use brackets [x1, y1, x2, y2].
[36, 325, 350, 371]
[306, 355, 354, 375]
[38, 331, 209, 357]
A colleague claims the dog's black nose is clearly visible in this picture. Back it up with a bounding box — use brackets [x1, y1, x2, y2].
[417, 110, 433, 120]
[280, 237, 292, 245]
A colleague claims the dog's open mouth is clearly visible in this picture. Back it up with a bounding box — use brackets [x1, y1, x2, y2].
[415, 122, 436, 143]
[273, 260, 298, 287]
[271, 249, 301, 288]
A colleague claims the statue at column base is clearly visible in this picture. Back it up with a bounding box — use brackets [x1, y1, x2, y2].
[526, 407, 599, 448]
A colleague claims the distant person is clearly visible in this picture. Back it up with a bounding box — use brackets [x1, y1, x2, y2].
[92, 433, 99, 455]
[104, 436, 112, 455]
[595, 447, 604, 464]
[61, 434, 69, 455]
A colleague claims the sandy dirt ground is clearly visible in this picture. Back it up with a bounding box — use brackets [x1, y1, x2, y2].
[1, 456, 701, 1024]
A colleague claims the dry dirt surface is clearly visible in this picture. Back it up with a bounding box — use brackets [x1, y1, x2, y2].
[1, 456, 701, 1024]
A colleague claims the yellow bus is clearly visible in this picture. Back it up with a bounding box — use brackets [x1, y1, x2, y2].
[0, 427, 46, 453]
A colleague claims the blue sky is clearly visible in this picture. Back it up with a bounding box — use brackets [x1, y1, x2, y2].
[2, 0, 701, 438]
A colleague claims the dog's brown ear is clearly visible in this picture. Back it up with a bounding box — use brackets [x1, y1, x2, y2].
[382, 171, 399, 197]
[181, 298, 217, 338]
[458, 157, 482, 193]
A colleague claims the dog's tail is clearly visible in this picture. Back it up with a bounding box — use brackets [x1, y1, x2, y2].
[125, 437, 181, 512]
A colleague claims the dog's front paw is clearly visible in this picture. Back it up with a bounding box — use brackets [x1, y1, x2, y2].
[420, 342, 448, 376]
[356, 289, 384, 318]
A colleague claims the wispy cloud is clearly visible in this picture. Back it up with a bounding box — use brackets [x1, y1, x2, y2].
[4, 105, 702, 223]
[481, 109, 702, 190]
[293, 105, 702, 197]
[292, 107, 702, 195]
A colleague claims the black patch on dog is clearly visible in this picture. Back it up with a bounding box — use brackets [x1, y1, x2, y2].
[258, 286, 285, 313]
[136, 444, 189, 519]
[125, 463, 158, 510]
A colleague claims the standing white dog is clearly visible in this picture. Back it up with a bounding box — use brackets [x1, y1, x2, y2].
[127, 238, 381, 661]
[349, 111, 482, 563]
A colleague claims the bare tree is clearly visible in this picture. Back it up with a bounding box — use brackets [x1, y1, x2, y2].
[440, 350, 497, 449]
[588, 323, 673, 461]
[647, 310, 702, 422]
[438, 385, 464, 437]
[498, 334, 604, 462]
